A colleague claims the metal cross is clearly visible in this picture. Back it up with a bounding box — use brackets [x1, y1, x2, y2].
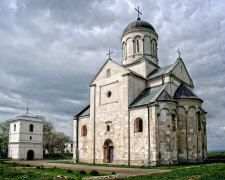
[27, 107, 29, 114]
[177, 49, 181, 58]
[135, 6, 142, 20]
[106, 49, 113, 59]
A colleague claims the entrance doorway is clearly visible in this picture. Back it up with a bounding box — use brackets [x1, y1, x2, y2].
[27, 150, 34, 160]
[103, 139, 114, 163]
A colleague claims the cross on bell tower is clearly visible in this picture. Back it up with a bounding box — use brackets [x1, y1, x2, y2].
[26, 107, 29, 114]
[135, 6, 142, 20]
[106, 49, 113, 59]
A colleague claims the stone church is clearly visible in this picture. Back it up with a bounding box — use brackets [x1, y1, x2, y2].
[73, 14, 207, 166]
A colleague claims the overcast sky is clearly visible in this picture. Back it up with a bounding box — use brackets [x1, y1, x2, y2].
[0, 0, 225, 151]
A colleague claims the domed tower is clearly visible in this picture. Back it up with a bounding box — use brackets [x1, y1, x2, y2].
[121, 16, 159, 77]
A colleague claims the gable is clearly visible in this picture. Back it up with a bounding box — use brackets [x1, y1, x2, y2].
[90, 59, 129, 85]
[171, 59, 193, 87]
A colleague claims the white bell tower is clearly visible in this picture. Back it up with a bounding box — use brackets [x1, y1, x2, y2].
[8, 110, 43, 160]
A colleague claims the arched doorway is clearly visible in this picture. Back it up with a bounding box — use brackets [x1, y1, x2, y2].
[103, 139, 114, 163]
[27, 150, 34, 160]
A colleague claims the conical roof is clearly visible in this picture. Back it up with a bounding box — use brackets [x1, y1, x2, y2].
[174, 84, 202, 101]
[157, 90, 177, 102]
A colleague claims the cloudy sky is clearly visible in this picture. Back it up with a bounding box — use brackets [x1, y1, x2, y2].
[0, 0, 225, 151]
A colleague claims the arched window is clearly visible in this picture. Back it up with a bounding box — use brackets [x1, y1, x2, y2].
[30, 136, 32, 140]
[136, 40, 139, 52]
[14, 124, 16, 131]
[29, 124, 33, 132]
[134, 118, 143, 133]
[152, 39, 157, 56]
[198, 112, 201, 131]
[172, 114, 176, 131]
[152, 41, 155, 55]
[82, 125, 87, 136]
[106, 125, 110, 132]
[122, 42, 126, 60]
[133, 36, 141, 54]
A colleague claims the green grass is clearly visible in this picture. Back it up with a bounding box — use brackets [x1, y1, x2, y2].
[0, 161, 108, 180]
[208, 152, 225, 159]
[117, 163, 225, 180]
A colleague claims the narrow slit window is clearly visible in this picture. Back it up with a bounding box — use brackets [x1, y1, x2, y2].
[198, 112, 201, 131]
[172, 114, 176, 131]
[106, 125, 110, 132]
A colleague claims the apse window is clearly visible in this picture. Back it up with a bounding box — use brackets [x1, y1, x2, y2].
[106, 91, 112, 98]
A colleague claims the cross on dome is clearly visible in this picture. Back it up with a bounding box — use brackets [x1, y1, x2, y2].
[135, 6, 142, 20]
[27, 107, 29, 114]
[106, 49, 113, 59]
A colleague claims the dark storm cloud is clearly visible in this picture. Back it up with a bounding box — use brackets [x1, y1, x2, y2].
[0, 0, 225, 150]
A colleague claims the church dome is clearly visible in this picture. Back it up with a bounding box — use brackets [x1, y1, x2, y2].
[122, 19, 156, 37]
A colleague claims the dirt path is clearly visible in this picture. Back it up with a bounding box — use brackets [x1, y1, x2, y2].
[10, 160, 170, 177]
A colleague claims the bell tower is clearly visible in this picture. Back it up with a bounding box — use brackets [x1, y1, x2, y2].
[121, 8, 159, 77]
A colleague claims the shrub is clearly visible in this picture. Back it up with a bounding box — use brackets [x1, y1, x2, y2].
[112, 171, 116, 175]
[67, 169, 73, 173]
[26, 164, 31, 167]
[79, 170, 86, 174]
[50, 168, 54, 171]
[12, 162, 16, 167]
[36, 166, 40, 169]
[40, 165, 44, 169]
[90, 170, 99, 176]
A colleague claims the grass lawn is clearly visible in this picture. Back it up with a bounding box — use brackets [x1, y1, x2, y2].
[118, 163, 225, 180]
[50, 160, 225, 179]
[0, 160, 108, 180]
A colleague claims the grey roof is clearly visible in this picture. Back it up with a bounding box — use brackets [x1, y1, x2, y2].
[202, 108, 207, 114]
[129, 69, 146, 80]
[147, 64, 173, 79]
[130, 84, 167, 108]
[174, 84, 202, 101]
[75, 105, 90, 119]
[122, 19, 156, 37]
[9, 113, 43, 123]
[123, 56, 159, 69]
[157, 90, 177, 102]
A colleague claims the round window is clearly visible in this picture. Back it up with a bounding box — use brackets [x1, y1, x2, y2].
[107, 91, 112, 98]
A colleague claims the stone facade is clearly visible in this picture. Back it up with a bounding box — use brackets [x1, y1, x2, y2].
[8, 113, 43, 160]
[73, 17, 207, 166]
